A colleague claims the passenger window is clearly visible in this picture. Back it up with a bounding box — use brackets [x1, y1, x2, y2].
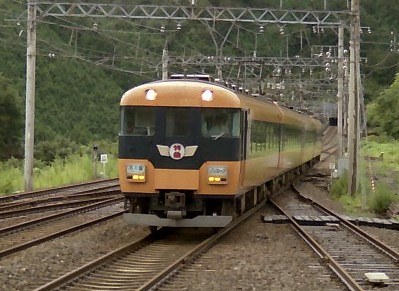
[122, 107, 155, 136]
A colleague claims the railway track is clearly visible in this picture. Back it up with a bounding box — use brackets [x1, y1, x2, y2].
[0, 179, 124, 258]
[267, 184, 399, 290]
[0, 178, 118, 204]
[0, 197, 124, 258]
[34, 198, 266, 291]
[0, 187, 120, 220]
[0, 185, 119, 212]
[0, 181, 121, 222]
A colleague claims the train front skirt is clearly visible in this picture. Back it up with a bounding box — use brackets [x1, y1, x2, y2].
[123, 213, 233, 227]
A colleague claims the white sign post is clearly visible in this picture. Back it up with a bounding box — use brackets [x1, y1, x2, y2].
[100, 154, 108, 178]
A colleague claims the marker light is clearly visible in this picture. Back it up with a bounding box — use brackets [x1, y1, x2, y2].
[127, 164, 146, 182]
[145, 89, 157, 100]
[201, 89, 213, 101]
[207, 166, 227, 184]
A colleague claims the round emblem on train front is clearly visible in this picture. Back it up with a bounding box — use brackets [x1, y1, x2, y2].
[169, 143, 185, 160]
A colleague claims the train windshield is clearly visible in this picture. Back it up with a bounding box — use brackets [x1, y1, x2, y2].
[201, 108, 241, 138]
[121, 106, 241, 139]
[121, 106, 155, 136]
[165, 108, 190, 137]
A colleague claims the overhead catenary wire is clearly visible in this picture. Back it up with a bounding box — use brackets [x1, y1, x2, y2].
[37, 15, 216, 77]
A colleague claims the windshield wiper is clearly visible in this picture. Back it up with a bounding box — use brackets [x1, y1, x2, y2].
[212, 132, 225, 140]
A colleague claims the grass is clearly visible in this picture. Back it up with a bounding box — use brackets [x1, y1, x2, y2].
[330, 175, 396, 217]
[0, 154, 118, 195]
[0, 157, 23, 194]
[337, 194, 368, 216]
[328, 137, 399, 217]
[361, 138, 399, 172]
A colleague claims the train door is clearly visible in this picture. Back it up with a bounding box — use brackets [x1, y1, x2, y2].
[238, 108, 250, 190]
[241, 109, 250, 160]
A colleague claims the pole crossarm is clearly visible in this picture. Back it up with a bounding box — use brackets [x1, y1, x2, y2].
[282, 78, 338, 87]
[166, 55, 338, 68]
[36, 2, 350, 25]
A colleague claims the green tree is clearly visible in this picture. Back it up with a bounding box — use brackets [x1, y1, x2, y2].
[2, 0, 399, 156]
[0, 74, 23, 159]
[367, 73, 399, 138]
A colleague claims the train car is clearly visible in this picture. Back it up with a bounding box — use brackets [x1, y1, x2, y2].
[118, 76, 322, 230]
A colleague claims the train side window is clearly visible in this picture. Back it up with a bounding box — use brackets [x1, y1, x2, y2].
[267, 124, 271, 149]
[121, 106, 155, 136]
[274, 124, 279, 148]
[253, 121, 258, 152]
[262, 122, 267, 150]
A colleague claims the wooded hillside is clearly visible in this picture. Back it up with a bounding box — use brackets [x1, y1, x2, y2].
[1, 0, 398, 160]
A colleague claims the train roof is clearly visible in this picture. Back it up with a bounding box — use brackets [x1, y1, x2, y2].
[121, 79, 241, 108]
[121, 78, 322, 128]
[169, 74, 214, 82]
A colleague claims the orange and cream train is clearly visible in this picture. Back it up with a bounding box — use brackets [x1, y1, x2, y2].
[118, 76, 322, 230]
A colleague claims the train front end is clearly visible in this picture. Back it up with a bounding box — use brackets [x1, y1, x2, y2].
[118, 80, 243, 228]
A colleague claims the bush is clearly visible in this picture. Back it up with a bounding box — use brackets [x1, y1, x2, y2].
[35, 138, 81, 164]
[330, 171, 348, 198]
[0, 159, 23, 194]
[368, 184, 396, 214]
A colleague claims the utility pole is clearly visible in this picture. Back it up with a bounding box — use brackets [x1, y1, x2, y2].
[162, 46, 168, 80]
[348, 0, 361, 195]
[337, 23, 344, 160]
[24, 0, 37, 191]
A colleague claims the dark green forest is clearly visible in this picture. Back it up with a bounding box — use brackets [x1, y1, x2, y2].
[1, 0, 399, 161]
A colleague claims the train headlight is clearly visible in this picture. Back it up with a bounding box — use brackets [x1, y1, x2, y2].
[126, 164, 146, 183]
[145, 89, 157, 101]
[201, 89, 213, 101]
[207, 166, 227, 184]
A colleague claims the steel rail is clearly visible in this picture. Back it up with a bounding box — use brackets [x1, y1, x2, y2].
[34, 232, 160, 291]
[269, 198, 363, 291]
[0, 186, 120, 212]
[0, 196, 123, 235]
[0, 192, 120, 219]
[0, 178, 118, 204]
[0, 209, 124, 259]
[34, 200, 266, 291]
[299, 192, 399, 263]
[140, 200, 267, 290]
